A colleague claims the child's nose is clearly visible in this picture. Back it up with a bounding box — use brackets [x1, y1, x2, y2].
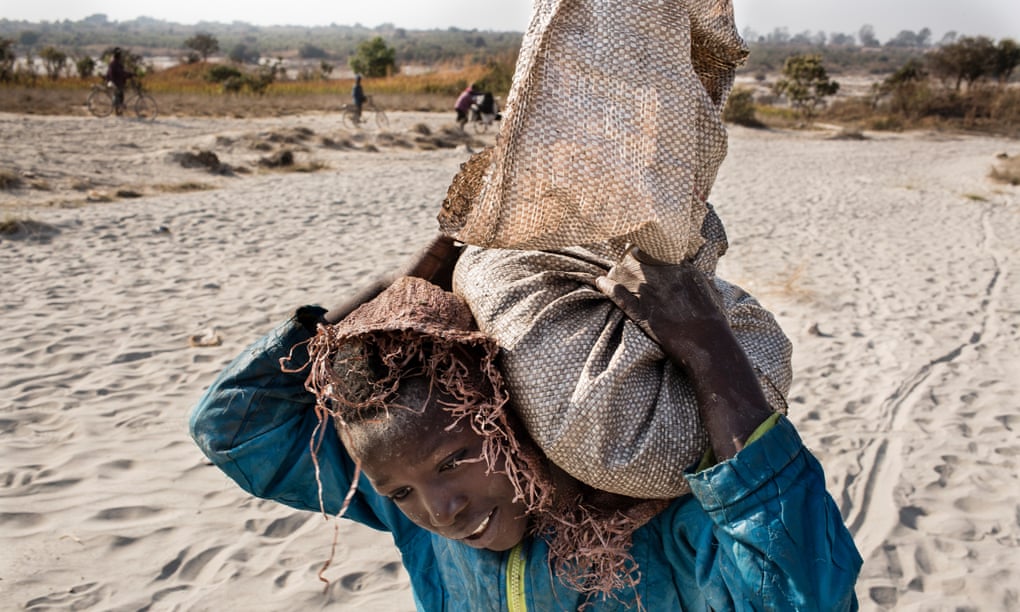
[425, 489, 468, 528]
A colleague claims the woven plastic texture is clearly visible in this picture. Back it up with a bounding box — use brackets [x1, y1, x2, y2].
[439, 0, 748, 264]
[453, 242, 792, 499]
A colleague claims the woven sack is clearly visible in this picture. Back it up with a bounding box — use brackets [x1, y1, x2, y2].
[439, 0, 748, 264]
[453, 215, 792, 499]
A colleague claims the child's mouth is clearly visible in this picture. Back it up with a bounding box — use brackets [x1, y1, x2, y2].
[464, 509, 494, 540]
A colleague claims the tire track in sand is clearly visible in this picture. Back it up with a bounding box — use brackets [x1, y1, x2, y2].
[843, 202, 1004, 561]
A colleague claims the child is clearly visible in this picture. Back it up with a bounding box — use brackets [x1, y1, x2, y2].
[190, 236, 861, 610]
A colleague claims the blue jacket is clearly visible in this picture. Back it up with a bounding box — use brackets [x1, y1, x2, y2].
[189, 311, 861, 611]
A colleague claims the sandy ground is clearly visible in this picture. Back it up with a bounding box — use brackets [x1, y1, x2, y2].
[2, 111, 1018, 611]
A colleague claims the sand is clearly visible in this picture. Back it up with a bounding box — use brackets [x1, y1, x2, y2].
[2, 111, 1018, 611]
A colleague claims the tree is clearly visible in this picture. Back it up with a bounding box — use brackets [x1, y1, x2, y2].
[917, 28, 932, 47]
[830, 32, 855, 47]
[299, 43, 328, 59]
[19, 31, 40, 48]
[886, 30, 920, 48]
[75, 55, 96, 78]
[38, 46, 68, 80]
[349, 36, 397, 78]
[228, 43, 260, 65]
[0, 38, 15, 83]
[185, 33, 219, 62]
[928, 36, 997, 90]
[992, 38, 1020, 84]
[878, 59, 930, 117]
[765, 27, 790, 44]
[773, 54, 840, 119]
[859, 24, 879, 48]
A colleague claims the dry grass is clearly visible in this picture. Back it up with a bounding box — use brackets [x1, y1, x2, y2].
[989, 155, 1020, 186]
[0, 214, 59, 239]
[1, 168, 23, 190]
[152, 182, 215, 193]
[0, 63, 491, 117]
[780, 262, 808, 295]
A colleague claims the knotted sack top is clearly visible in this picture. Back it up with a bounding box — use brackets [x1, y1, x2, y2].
[440, 0, 748, 264]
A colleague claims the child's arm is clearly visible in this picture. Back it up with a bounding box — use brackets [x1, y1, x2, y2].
[189, 308, 403, 530]
[189, 235, 463, 527]
[595, 251, 772, 459]
[596, 250, 862, 609]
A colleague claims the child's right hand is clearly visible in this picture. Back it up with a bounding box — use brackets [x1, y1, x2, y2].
[594, 248, 729, 367]
[595, 248, 773, 460]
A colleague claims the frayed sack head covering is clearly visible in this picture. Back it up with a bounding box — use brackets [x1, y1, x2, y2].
[303, 276, 672, 600]
[306, 276, 503, 422]
[440, 0, 748, 264]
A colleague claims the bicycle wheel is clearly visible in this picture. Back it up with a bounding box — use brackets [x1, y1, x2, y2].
[134, 94, 158, 121]
[374, 109, 389, 131]
[472, 118, 490, 134]
[341, 107, 359, 130]
[87, 88, 114, 117]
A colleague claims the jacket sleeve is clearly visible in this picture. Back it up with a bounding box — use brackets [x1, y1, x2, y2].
[681, 417, 862, 611]
[188, 307, 405, 533]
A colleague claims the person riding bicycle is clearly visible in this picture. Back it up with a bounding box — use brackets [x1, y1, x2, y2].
[106, 48, 130, 116]
[352, 75, 367, 122]
[474, 91, 500, 121]
[454, 83, 478, 128]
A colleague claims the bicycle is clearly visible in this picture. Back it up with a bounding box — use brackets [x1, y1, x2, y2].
[462, 92, 502, 134]
[87, 78, 158, 121]
[341, 97, 389, 130]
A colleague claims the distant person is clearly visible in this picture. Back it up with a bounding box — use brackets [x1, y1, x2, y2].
[352, 75, 367, 122]
[475, 91, 500, 121]
[106, 48, 129, 116]
[454, 83, 478, 128]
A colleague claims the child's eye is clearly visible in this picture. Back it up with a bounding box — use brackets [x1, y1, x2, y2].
[390, 487, 411, 501]
[439, 450, 468, 472]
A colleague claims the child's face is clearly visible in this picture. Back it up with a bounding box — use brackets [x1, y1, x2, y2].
[349, 394, 530, 552]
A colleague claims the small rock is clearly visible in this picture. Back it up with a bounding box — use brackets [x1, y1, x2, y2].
[808, 323, 833, 338]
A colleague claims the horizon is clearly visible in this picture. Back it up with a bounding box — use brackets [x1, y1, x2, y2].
[2, 1, 1018, 43]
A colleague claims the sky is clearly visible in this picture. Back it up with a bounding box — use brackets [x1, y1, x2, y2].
[2, 0, 1017, 42]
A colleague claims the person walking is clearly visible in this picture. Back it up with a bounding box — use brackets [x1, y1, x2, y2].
[106, 48, 130, 116]
[352, 74, 367, 123]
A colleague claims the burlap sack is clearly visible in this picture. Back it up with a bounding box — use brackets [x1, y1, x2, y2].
[439, 0, 748, 264]
[453, 240, 792, 499]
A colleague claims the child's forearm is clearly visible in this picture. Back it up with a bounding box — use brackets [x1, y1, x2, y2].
[662, 324, 773, 461]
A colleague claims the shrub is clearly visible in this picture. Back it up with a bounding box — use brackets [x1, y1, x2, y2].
[185, 33, 219, 62]
[222, 75, 245, 94]
[75, 55, 96, 78]
[228, 43, 260, 65]
[990, 88, 1020, 127]
[723, 89, 763, 127]
[350, 36, 398, 78]
[773, 54, 840, 119]
[206, 64, 243, 83]
[990, 156, 1020, 185]
[299, 44, 328, 59]
[0, 168, 22, 189]
[39, 46, 68, 80]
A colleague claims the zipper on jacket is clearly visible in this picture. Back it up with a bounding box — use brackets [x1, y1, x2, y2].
[506, 542, 527, 612]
